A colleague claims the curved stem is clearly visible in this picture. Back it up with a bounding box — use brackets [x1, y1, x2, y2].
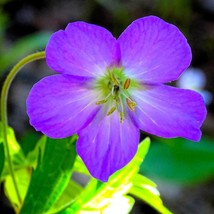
[0, 51, 46, 205]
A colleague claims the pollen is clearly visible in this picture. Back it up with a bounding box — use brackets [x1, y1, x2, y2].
[111, 73, 120, 85]
[123, 78, 131, 89]
[126, 98, 136, 111]
[107, 106, 117, 116]
[96, 99, 108, 105]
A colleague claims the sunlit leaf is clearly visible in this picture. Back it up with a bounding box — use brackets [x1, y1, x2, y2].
[4, 168, 30, 211]
[47, 180, 83, 214]
[132, 174, 157, 189]
[25, 135, 47, 170]
[66, 195, 135, 214]
[20, 136, 77, 214]
[130, 175, 172, 214]
[60, 138, 150, 213]
[0, 122, 22, 155]
[0, 122, 26, 180]
[141, 137, 214, 185]
[100, 195, 135, 214]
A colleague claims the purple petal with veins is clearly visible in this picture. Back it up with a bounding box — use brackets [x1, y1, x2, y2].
[27, 16, 206, 182]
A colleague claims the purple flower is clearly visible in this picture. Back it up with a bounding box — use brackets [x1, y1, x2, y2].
[27, 16, 206, 181]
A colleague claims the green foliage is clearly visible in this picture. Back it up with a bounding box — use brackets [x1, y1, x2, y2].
[20, 136, 77, 214]
[0, 7, 8, 45]
[48, 180, 83, 214]
[0, 122, 171, 214]
[0, 122, 27, 211]
[57, 138, 171, 214]
[93, 0, 131, 36]
[0, 143, 4, 177]
[0, 122, 26, 180]
[130, 174, 172, 214]
[4, 168, 30, 211]
[58, 138, 151, 213]
[141, 137, 214, 185]
[0, 31, 51, 75]
[19, 131, 40, 157]
[154, 0, 192, 25]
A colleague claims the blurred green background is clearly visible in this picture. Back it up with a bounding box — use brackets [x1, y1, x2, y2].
[0, 0, 214, 213]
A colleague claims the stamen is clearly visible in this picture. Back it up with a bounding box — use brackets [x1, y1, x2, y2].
[114, 96, 120, 105]
[126, 98, 136, 111]
[117, 96, 125, 123]
[96, 93, 111, 105]
[96, 69, 136, 122]
[111, 73, 120, 85]
[107, 106, 117, 116]
[119, 112, 124, 123]
[119, 96, 124, 114]
[123, 78, 131, 90]
[96, 99, 108, 105]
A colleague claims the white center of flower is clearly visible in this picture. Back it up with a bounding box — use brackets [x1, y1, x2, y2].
[95, 67, 137, 122]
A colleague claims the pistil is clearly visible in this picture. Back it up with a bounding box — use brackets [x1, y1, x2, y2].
[95, 68, 137, 122]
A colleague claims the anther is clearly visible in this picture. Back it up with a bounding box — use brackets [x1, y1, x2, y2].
[119, 112, 124, 123]
[96, 99, 107, 105]
[126, 98, 136, 111]
[111, 73, 120, 85]
[123, 78, 131, 90]
[107, 106, 117, 116]
[114, 96, 120, 105]
[96, 93, 112, 105]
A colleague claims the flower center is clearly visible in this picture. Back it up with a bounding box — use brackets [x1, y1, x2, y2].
[95, 67, 137, 122]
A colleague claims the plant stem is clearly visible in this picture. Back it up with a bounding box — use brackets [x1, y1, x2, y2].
[0, 51, 46, 205]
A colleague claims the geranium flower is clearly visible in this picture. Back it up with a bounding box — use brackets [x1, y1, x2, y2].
[27, 16, 206, 181]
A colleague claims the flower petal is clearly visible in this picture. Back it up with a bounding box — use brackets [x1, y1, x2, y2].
[26, 75, 100, 138]
[77, 111, 140, 182]
[130, 84, 206, 141]
[118, 16, 192, 83]
[46, 22, 119, 78]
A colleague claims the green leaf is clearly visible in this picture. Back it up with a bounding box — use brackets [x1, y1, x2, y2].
[60, 138, 150, 213]
[132, 174, 157, 188]
[0, 122, 28, 210]
[4, 168, 30, 211]
[73, 156, 90, 175]
[0, 122, 22, 155]
[130, 174, 172, 214]
[0, 31, 51, 74]
[19, 131, 41, 157]
[0, 143, 5, 178]
[2, 135, 46, 211]
[0, 122, 26, 180]
[47, 180, 83, 214]
[20, 136, 77, 214]
[102, 195, 134, 214]
[25, 135, 47, 170]
[141, 137, 214, 185]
